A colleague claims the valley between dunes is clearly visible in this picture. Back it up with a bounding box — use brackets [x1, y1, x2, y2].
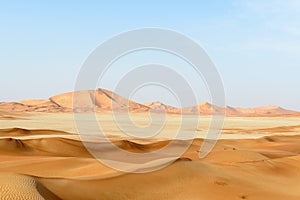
[0, 111, 300, 199]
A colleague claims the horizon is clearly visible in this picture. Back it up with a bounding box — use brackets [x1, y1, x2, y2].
[2, 2, 300, 199]
[4, 87, 299, 112]
[1, 1, 300, 110]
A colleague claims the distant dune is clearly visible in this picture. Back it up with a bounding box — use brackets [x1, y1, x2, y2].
[0, 88, 299, 116]
[143, 101, 182, 113]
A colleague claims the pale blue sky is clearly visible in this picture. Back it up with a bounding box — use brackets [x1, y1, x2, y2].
[0, 0, 299, 110]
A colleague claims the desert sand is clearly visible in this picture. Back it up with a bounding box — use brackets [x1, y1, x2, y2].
[1, 89, 300, 199]
[1, 89, 299, 116]
[0, 110, 300, 199]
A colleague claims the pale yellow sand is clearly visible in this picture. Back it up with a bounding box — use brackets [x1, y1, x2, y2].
[0, 112, 300, 199]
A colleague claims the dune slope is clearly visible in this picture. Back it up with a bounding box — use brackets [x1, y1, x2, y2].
[0, 126, 300, 199]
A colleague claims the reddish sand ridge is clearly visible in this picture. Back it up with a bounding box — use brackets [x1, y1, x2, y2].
[0, 88, 299, 116]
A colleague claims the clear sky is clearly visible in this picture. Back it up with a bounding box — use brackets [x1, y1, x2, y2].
[0, 0, 299, 110]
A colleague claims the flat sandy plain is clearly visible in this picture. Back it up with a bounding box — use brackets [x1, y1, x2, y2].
[1, 111, 300, 199]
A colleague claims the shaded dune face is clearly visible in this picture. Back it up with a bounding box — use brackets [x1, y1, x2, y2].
[143, 102, 181, 113]
[0, 101, 65, 113]
[1, 88, 299, 116]
[0, 128, 70, 136]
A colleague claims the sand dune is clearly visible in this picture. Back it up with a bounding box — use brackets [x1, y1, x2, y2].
[0, 173, 60, 200]
[1, 132, 300, 199]
[143, 101, 182, 113]
[0, 101, 66, 113]
[182, 102, 300, 116]
[18, 100, 50, 106]
[235, 105, 298, 116]
[0, 128, 71, 136]
[1, 88, 299, 116]
[0, 110, 29, 120]
[1, 111, 300, 199]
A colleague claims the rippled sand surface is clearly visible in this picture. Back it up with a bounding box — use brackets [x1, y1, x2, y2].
[1, 112, 300, 199]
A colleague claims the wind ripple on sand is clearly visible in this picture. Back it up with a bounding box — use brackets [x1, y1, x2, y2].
[1, 124, 300, 199]
[0, 173, 45, 200]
